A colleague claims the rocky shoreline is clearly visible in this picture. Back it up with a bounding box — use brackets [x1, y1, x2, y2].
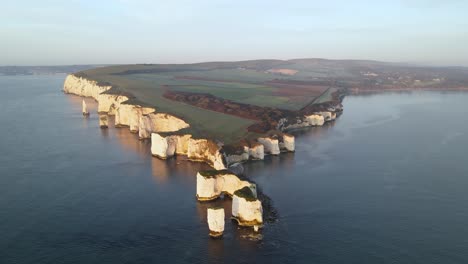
[63, 74, 345, 237]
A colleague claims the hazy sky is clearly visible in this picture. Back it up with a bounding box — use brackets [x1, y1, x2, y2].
[1, 0, 467, 66]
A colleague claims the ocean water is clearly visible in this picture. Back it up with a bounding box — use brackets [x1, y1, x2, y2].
[1, 75, 467, 264]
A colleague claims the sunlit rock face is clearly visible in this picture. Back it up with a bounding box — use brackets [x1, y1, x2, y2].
[174, 135, 192, 155]
[127, 106, 154, 133]
[151, 133, 177, 159]
[249, 143, 264, 160]
[138, 113, 189, 139]
[232, 187, 263, 227]
[187, 139, 226, 170]
[257, 137, 280, 155]
[63, 75, 111, 100]
[279, 134, 295, 152]
[196, 170, 252, 201]
[99, 113, 109, 128]
[97, 94, 129, 114]
[305, 114, 325, 126]
[139, 115, 152, 139]
[114, 104, 133, 127]
[317, 111, 337, 122]
[82, 100, 89, 116]
[207, 208, 225, 237]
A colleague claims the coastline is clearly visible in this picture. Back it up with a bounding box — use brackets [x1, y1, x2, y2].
[63, 73, 345, 232]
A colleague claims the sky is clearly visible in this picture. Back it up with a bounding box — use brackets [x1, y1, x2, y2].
[1, 0, 467, 66]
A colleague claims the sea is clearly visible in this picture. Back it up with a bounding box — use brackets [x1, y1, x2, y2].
[1, 74, 467, 264]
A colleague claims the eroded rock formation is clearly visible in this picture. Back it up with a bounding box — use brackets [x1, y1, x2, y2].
[63, 75, 111, 100]
[196, 170, 254, 201]
[99, 113, 108, 128]
[207, 207, 225, 238]
[139, 113, 189, 139]
[232, 187, 263, 228]
[257, 137, 280, 155]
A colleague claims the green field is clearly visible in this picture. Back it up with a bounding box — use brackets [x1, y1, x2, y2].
[75, 60, 341, 143]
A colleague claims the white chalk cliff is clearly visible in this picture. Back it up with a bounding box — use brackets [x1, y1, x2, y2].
[249, 143, 265, 160]
[150, 133, 226, 170]
[279, 134, 295, 152]
[63, 75, 111, 100]
[139, 113, 189, 139]
[196, 170, 254, 201]
[306, 114, 325, 126]
[258, 137, 281, 155]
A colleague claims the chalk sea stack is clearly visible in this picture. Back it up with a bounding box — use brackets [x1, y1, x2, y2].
[232, 186, 263, 229]
[82, 99, 89, 116]
[207, 207, 225, 238]
[99, 113, 108, 128]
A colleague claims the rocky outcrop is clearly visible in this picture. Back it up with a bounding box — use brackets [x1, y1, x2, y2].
[97, 94, 129, 114]
[82, 99, 89, 116]
[114, 104, 133, 127]
[196, 170, 254, 201]
[249, 142, 264, 160]
[224, 145, 250, 166]
[150, 133, 226, 169]
[232, 187, 263, 228]
[317, 111, 337, 122]
[279, 133, 295, 152]
[138, 113, 189, 139]
[63, 75, 111, 100]
[207, 207, 225, 238]
[258, 137, 280, 155]
[187, 139, 226, 170]
[99, 113, 108, 128]
[305, 114, 325, 126]
[151, 133, 177, 159]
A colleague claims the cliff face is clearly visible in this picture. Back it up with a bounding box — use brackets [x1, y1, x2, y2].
[187, 139, 226, 170]
[196, 170, 254, 201]
[248, 143, 264, 160]
[139, 113, 189, 139]
[63, 75, 111, 100]
[150, 133, 226, 170]
[258, 137, 281, 155]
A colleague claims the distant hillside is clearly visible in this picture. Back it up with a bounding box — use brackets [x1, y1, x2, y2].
[0, 65, 109, 76]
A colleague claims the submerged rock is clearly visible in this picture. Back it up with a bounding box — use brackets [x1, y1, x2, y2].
[207, 207, 225, 238]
